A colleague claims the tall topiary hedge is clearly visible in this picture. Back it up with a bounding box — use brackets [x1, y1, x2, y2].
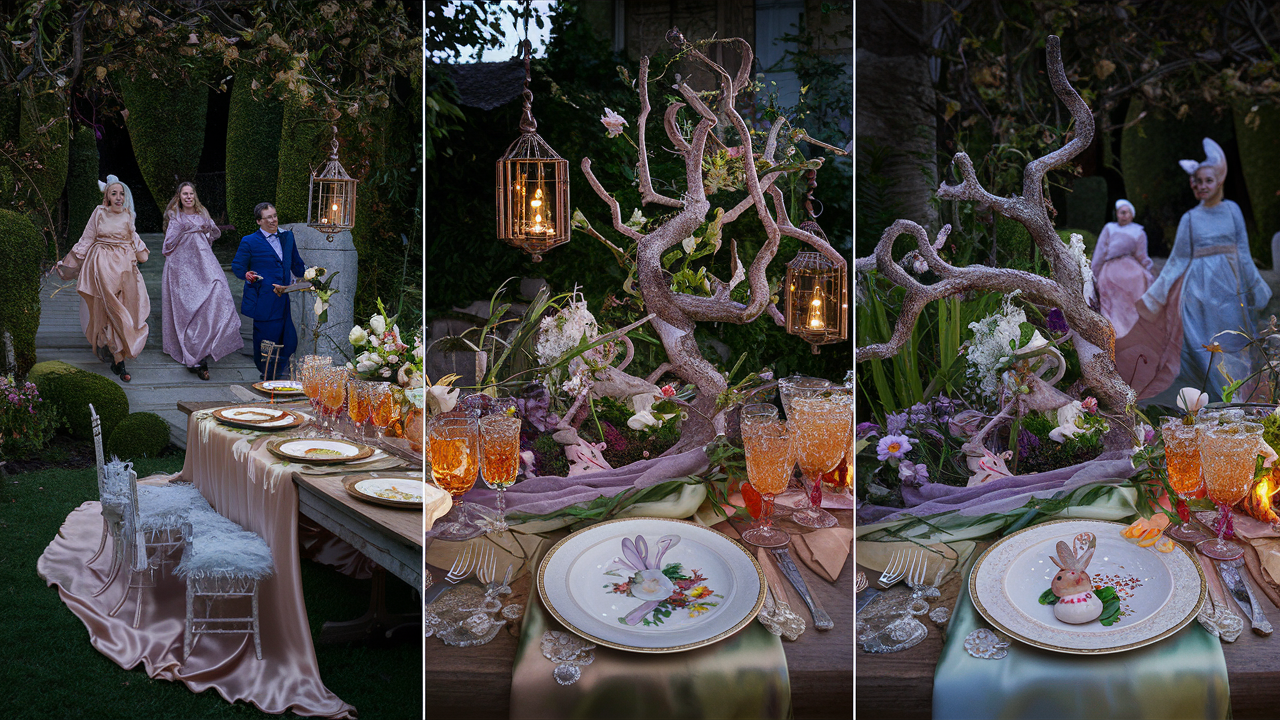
[18, 87, 70, 237]
[66, 126, 100, 241]
[106, 411, 170, 458]
[275, 97, 325, 224]
[32, 366, 129, 440]
[1067, 176, 1108, 237]
[226, 75, 282, 236]
[0, 209, 44, 378]
[1234, 101, 1280, 267]
[117, 73, 207, 210]
[0, 87, 19, 145]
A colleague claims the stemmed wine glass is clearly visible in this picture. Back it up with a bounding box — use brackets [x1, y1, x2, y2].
[426, 416, 485, 540]
[346, 379, 373, 439]
[741, 420, 793, 547]
[789, 387, 853, 528]
[370, 382, 398, 437]
[299, 356, 330, 435]
[320, 367, 347, 434]
[479, 413, 522, 534]
[1160, 416, 1210, 542]
[1196, 421, 1264, 561]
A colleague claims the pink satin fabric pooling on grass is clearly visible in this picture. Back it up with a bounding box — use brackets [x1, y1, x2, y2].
[37, 413, 357, 719]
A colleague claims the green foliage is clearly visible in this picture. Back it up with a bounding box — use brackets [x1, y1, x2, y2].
[855, 139, 907, 261]
[0, 88, 18, 144]
[27, 360, 80, 386]
[1056, 228, 1098, 257]
[1234, 101, 1280, 266]
[17, 87, 69, 245]
[0, 209, 44, 377]
[274, 98, 326, 224]
[1067, 176, 1108, 236]
[106, 412, 170, 459]
[577, 396, 682, 468]
[117, 73, 207, 207]
[995, 214, 1038, 273]
[33, 368, 129, 441]
[65, 127, 100, 243]
[225, 74, 282, 235]
[531, 431, 570, 477]
[1016, 412, 1105, 476]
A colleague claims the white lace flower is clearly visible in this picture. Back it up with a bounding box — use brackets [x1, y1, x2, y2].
[1067, 233, 1095, 299]
[535, 300, 599, 365]
[600, 107, 628, 138]
[965, 294, 1029, 397]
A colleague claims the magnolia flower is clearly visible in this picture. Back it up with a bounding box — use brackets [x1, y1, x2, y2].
[349, 326, 368, 345]
[682, 235, 698, 253]
[600, 107, 628, 138]
[370, 315, 387, 335]
[304, 267, 318, 281]
[631, 569, 675, 601]
[388, 355, 399, 364]
[313, 299, 328, 316]
[1049, 401, 1087, 442]
[1176, 387, 1209, 415]
[628, 410, 659, 431]
[356, 359, 377, 374]
[426, 384, 458, 415]
[369, 334, 381, 348]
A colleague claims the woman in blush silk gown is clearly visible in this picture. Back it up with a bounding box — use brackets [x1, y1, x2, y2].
[1092, 199, 1153, 339]
[1119, 138, 1270, 401]
[55, 177, 148, 383]
[160, 182, 243, 380]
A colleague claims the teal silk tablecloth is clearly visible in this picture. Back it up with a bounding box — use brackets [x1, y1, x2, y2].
[934, 572, 1229, 720]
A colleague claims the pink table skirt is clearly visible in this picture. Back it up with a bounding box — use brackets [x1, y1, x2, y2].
[37, 412, 357, 718]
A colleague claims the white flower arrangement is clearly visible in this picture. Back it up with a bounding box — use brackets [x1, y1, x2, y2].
[535, 299, 600, 365]
[1066, 233, 1095, 299]
[965, 293, 1038, 397]
[347, 298, 419, 382]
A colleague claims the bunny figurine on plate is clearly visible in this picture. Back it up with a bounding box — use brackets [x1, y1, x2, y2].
[1050, 532, 1103, 625]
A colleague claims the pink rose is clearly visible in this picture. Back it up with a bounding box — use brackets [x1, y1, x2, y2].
[1081, 397, 1098, 413]
[660, 384, 676, 398]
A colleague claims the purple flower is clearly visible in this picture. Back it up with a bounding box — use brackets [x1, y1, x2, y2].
[1145, 427, 1156, 445]
[876, 434, 913, 461]
[908, 402, 930, 424]
[1046, 308, 1069, 335]
[898, 460, 929, 487]
[885, 412, 909, 436]
[856, 421, 880, 439]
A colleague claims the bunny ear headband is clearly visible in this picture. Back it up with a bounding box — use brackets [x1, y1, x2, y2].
[1178, 137, 1227, 180]
[97, 174, 137, 223]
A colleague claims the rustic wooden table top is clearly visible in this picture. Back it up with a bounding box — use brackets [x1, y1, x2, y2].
[426, 512, 854, 719]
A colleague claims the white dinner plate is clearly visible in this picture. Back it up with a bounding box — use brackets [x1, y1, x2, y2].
[538, 517, 765, 653]
[348, 476, 425, 507]
[268, 438, 374, 464]
[969, 519, 1206, 654]
[255, 380, 305, 394]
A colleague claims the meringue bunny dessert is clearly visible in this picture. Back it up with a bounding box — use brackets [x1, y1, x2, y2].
[1049, 533, 1103, 624]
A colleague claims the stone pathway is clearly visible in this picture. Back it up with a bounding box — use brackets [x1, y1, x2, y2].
[36, 233, 259, 448]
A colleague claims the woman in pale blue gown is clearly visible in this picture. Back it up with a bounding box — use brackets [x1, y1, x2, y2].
[1135, 138, 1269, 401]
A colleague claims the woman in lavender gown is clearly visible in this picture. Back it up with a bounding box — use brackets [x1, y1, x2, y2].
[55, 177, 148, 383]
[1123, 138, 1269, 401]
[1092, 199, 1154, 340]
[160, 182, 243, 380]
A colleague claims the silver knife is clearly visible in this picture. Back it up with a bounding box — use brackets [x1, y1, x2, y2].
[1217, 559, 1273, 637]
[770, 547, 834, 631]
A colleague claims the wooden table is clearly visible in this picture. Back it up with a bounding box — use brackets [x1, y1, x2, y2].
[856, 554, 1280, 719]
[426, 513, 854, 719]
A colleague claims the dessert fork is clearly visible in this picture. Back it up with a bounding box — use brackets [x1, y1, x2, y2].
[445, 543, 477, 584]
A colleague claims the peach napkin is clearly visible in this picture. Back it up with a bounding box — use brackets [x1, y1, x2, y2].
[792, 527, 854, 583]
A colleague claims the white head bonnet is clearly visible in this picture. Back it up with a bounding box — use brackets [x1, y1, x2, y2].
[1115, 199, 1135, 216]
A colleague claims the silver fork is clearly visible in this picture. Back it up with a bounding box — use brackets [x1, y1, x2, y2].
[446, 543, 478, 583]
[475, 543, 497, 588]
[904, 550, 931, 615]
[878, 547, 908, 588]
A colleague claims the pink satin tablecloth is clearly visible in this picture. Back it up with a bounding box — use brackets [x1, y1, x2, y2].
[38, 413, 356, 718]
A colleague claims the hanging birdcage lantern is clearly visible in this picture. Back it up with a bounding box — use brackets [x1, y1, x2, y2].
[307, 123, 358, 243]
[496, 40, 569, 262]
[784, 236, 849, 353]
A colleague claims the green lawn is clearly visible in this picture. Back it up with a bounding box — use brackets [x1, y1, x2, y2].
[0, 453, 421, 719]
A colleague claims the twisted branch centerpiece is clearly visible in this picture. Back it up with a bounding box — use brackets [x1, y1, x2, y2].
[855, 35, 1136, 448]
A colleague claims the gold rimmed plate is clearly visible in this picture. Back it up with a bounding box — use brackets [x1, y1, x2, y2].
[253, 380, 305, 395]
[537, 517, 765, 653]
[212, 405, 304, 431]
[343, 473, 427, 509]
[968, 518, 1206, 655]
[267, 437, 374, 465]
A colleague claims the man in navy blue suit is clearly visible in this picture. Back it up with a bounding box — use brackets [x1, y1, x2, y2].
[231, 202, 309, 380]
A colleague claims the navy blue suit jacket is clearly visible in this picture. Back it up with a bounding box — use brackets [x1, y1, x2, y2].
[231, 229, 307, 322]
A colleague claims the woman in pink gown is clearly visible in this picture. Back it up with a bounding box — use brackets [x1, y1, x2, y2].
[55, 179, 149, 383]
[160, 182, 243, 380]
[1091, 199, 1153, 339]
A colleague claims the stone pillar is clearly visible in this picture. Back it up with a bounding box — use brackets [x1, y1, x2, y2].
[285, 222, 358, 364]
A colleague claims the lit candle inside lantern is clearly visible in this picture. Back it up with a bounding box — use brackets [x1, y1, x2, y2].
[807, 286, 825, 330]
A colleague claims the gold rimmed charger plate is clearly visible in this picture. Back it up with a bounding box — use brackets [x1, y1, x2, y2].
[212, 405, 305, 431]
[267, 437, 374, 465]
[343, 473, 426, 509]
[253, 380, 305, 395]
[537, 517, 766, 653]
[968, 518, 1206, 655]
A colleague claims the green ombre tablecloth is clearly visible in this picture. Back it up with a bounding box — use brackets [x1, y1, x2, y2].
[934, 571, 1229, 720]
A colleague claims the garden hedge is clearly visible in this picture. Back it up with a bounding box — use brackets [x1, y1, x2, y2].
[106, 412, 170, 459]
[226, 74, 282, 236]
[275, 97, 325, 224]
[1234, 101, 1280, 267]
[1067, 176, 1108, 237]
[18, 87, 70, 230]
[33, 367, 129, 440]
[27, 360, 80, 386]
[66, 126, 100, 242]
[117, 73, 207, 210]
[0, 209, 44, 378]
[0, 87, 18, 144]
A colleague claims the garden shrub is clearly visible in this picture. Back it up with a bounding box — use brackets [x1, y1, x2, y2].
[0, 87, 18, 144]
[0, 209, 44, 378]
[226, 75, 282, 236]
[117, 73, 207, 208]
[0, 375, 61, 460]
[106, 411, 170, 459]
[1234, 101, 1280, 267]
[18, 87, 70, 230]
[27, 360, 80, 386]
[1067, 176, 1108, 236]
[274, 97, 325, 224]
[34, 367, 129, 440]
[66, 127, 100, 242]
